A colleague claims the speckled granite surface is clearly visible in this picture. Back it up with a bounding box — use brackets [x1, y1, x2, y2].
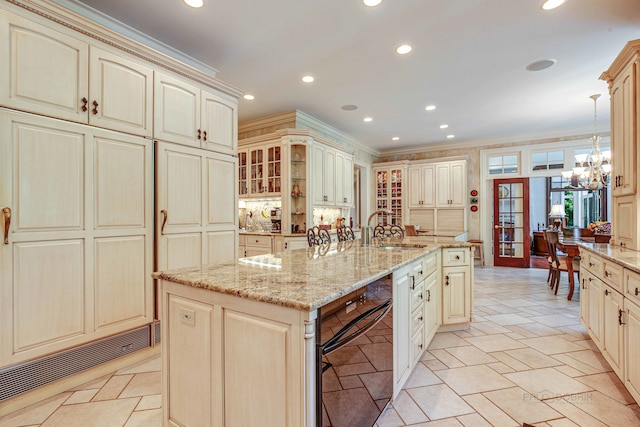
[153, 238, 471, 311]
[578, 243, 640, 274]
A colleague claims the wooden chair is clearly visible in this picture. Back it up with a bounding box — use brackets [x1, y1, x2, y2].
[404, 225, 418, 236]
[545, 230, 579, 295]
[336, 225, 355, 242]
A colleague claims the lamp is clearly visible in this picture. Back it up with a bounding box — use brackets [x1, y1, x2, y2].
[549, 204, 566, 231]
[561, 94, 611, 190]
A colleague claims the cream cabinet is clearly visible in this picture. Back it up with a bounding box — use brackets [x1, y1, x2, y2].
[240, 144, 282, 197]
[156, 141, 238, 270]
[154, 72, 237, 155]
[0, 10, 153, 137]
[335, 151, 354, 206]
[625, 297, 640, 403]
[393, 262, 413, 396]
[0, 110, 154, 367]
[441, 247, 471, 325]
[603, 285, 624, 378]
[244, 234, 273, 257]
[601, 40, 640, 250]
[408, 164, 435, 208]
[312, 144, 336, 205]
[373, 163, 406, 226]
[436, 161, 466, 207]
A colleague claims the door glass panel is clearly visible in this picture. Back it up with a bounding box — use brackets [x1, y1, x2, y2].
[494, 180, 529, 266]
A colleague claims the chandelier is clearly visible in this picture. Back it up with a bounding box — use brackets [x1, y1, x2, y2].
[561, 94, 611, 190]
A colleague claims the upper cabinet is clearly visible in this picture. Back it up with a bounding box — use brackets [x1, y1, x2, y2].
[154, 72, 237, 155]
[408, 164, 435, 208]
[601, 39, 640, 250]
[239, 143, 282, 198]
[373, 164, 405, 226]
[435, 161, 466, 208]
[312, 144, 336, 205]
[0, 10, 153, 137]
[336, 151, 354, 207]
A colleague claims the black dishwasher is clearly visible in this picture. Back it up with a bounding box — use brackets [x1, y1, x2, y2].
[316, 277, 393, 427]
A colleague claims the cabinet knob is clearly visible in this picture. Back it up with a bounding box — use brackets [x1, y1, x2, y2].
[418, 316, 423, 322]
[202, 130, 207, 141]
[91, 100, 98, 115]
[445, 275, 449, 286]
[419, 293, 423, 300]
[455, 255, 460, 260]
[197, 129, 201, 140]
[605, 289, 610, 296]
[635, 287, 639, 296]
[605, 271, 609, 278]
[81, 97, 88, 112]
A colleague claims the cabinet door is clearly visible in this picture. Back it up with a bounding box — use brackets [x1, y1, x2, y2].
[249, 147, 265, 196]
[625, 298, 640, 403]
[435, 164, 451, 207]
[0, 10, 89, 123]
[154, 72, 200, 147]
[393, 265, 411, 395]
[238, 149, 248, 196]
[449, 162, 466, 207]
[89, 47, 153, 137]
[264, 144, 282, 196]
[613, 195, 638, 250]
[311, 145, 325, 205]
[335, 152, 345, 205]
[201, 89, 237, 155]
[424, 272, 439, 343]
[579, 271, 590, 329]
[587, 277, 603, 347]
[603, 286, 624, 377]
[442, 266, 470, 324]
[610, 60, 636, 197]
[408, 166, 423, 208]
[323, 147, 336, 205]
[343, 155, 354, 206]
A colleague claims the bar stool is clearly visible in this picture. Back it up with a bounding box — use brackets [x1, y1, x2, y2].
[468, 239, 484, 267]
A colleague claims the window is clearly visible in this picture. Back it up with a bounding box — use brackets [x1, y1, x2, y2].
[532, 150, 563, 171]
[548, 176, 608, 228]
[488, 154, 518, 175]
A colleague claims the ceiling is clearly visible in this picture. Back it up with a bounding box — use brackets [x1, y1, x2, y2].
[59, 0, 640, 152]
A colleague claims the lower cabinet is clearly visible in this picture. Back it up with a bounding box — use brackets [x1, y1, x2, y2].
[625, 297, 640, 402]
[244, 234, 272, 257]
[393, 263, 412, 396]
[603, 285, 624, 378]
[441, 248, 472, 325]
[587, 275, 603, 347]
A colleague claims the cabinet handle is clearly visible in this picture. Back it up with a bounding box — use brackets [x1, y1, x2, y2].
[81, 97, 88, 112]
[419, 293, 423, 300]
[418, 316, 423, 322]
[589, 262, 594, 267]
[2, 207, 11, 245]
[419, 270, 423, 275]
[619, 309, 625, 326]
[635, 287, 639, 296]
[605, 289, 610, 296]
[445, 275, 449, 286]
[197, 129, 201, 140]
[91, 100, 98, 115]
[160, 209, 168, 235]
[418, 344, 423, 350]
[582, 278, 586, 290]
[203, 130, 207, 142]
[427, 289, 431, 301]
[410, 275, 415, 290]
[605, 270, 610, 278]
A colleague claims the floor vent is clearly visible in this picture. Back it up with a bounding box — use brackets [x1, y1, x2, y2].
[0, 326, 151, 402]
[154, 321, 161, 344]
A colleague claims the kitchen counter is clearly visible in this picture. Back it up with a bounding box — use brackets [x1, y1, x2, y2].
[577, 242, 640, 274]
[154, 237, 470, 311]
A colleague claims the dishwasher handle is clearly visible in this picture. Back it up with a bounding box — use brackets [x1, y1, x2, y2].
[321, 298, 392, 356]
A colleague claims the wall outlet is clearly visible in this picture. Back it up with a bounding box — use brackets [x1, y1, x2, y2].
[179, 308, 195, 326]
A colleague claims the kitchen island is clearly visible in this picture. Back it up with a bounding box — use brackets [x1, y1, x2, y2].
[154, 238, 473, 426]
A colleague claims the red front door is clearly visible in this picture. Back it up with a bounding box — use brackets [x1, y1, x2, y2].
[493, 178, 530, 268]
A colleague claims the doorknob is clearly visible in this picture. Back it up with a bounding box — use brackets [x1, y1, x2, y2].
[494, 225, 499, 229]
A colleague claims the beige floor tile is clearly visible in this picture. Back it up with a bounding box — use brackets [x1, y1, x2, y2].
[375, 407, 404, 427]
[0, 393, 70, 427]
[546, 418, 581, 426]
[543, 396, 609, 427]
[423, 358, 449, 371]
[528, 314, 580, 328]
[553, 364, 586, 378]
[503, 347, 563, 369]
[389, 390, 428, 425]
[135, 394, 162, 411]
[407, 384, 474, 420]
[469, 321, 513, 335]
[427, 332, 471, 350]
[486, 362, 516, 375]
[91, 374, 133, 402]
[123, 408, 162, 427]
[463, 335, 527, 353]
[116, 355, 161, 375]
[505, 332, 528, 340]
[411, 419, 464, 426]
[504, 367, 593, 399]
[435, 365, 516, 395]
[444, 346, 498, 366]
[518, 335, 586, 355]
[461, 393, 518, 427]
[63, 389, 99, 405]
[482, 386, 562, 425]
[119, 372, 161, 398]
[69, 374, 113, 392]
[575, 372, 636, 404]
[40, 398, 138, 427]
[561, 349, 611, 372]
[429, 349, 466, 369]
[455, 412, 492, 426]
[402, 362, 442, 389]
[488, 351, 531, 371]
[550, 353, 603, 375]
[483, 313, 534, 326]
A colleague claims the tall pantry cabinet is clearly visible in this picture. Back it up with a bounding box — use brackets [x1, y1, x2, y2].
[0, 0, 240, 381]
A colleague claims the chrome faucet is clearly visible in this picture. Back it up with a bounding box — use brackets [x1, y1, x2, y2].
[363, 209, 392, 246]
[367, 209, 392, 227]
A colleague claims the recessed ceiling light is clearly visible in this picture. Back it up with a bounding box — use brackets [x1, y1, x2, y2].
[526, 59, 556, 71]
[243, 94, 255, 101]
[392, 137, 400, 141]
[363, 0, 382, 7]
[301, 75, 315, 83]
[341, 104, 358, 111]
[396, 44, 412, 55]
[439, 124, 449, 129]
[364, 117, 373, 122]
[446, 135, 455, 139]
[184, 0, 204, 8]
[425, 105, 436, 111]
[541, 0, 566, 10]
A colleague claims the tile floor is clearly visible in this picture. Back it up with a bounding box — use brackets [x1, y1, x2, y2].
[1, 266, 640, 426]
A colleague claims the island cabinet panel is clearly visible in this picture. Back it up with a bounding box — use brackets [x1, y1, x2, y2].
[393, 264, 412, 396]
[625, 297, 640, 403]
[161, 280, 307, 427]
[0, 110, 154, 367]
[441, 247, 471, 325]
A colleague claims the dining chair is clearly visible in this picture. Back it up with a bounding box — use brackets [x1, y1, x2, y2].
[404, 225, 417, 236]
[545, 230, 579, 295]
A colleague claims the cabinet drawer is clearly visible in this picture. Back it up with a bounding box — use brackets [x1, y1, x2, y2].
[442, 248, 469, 267]
[602, 259, 624, 294]
[424, 252, 437, 277]
[582, 251, 604, 276]
[411, 281, 424, 311]
[411, 326, 425, 364]
[626, 268, 640, 306]
[411, 306, 424, 333]
[245, 235, 272, 248]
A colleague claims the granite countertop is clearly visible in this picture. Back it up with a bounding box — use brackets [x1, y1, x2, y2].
[154, 237, 471, 311]
[577, 243, 640, 274]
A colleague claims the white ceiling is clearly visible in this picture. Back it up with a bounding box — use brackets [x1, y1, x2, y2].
[60, 0, 640, 152]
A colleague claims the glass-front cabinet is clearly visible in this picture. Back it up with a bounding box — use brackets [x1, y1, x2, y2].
[238, 150, 247, 196]
[290, 143, 307, 235]
[240, 144, 282, 198]
[373, 164, 405, 226]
